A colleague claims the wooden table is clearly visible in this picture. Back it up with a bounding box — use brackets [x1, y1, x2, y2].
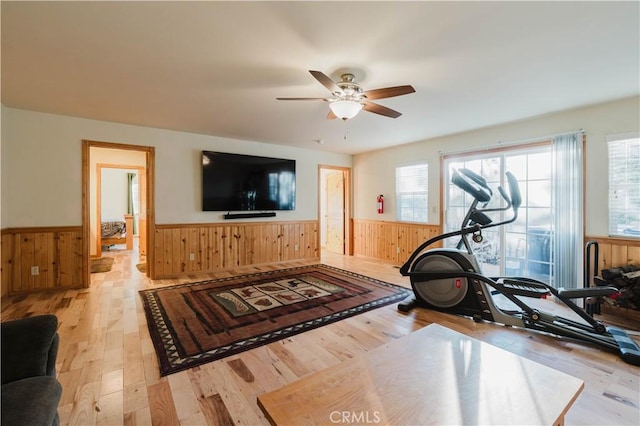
[258, 323, 584, 425]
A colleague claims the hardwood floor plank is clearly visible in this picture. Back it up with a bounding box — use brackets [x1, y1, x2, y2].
[309, 326, 358, 362]
[264, 340, 312, 378]
[209, 362, 265, 425]
[286, 331, 342, 369]
[226, 358, 255, 383]
[78, 359, 105, 386]
[185, 365, 221, 400]
[142, 352, 162, 386]
[61, 341, 89, 373]
[123, 332, 146, 386]
[100, 368, 123, 396]
[123, 407, 153, 426]
[85, 327, 107, 362]
[57, 368, 83, 407]
[167, 370, 202, 421]
[57, 403, 73, 426]
[147, 380, 179, 426]
[123, 381, 149, 415]
[234, 350, 289, 394]
[96, 390, 123, 425]
[199, 394, 235, 426]
[68, 381, 100, 426]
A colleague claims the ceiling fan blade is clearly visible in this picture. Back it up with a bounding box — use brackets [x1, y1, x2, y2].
[327, 110, 338, 120]
[309, 70, 344, 95]
[276, 97, 328, 101]
[363, 102, 402, 118]
[363, 85, 415, 100]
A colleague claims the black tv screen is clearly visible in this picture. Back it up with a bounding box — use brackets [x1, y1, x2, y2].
[202, 151, 296, 211]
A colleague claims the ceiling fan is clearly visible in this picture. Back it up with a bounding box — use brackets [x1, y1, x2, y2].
[277, 70, 415, 120]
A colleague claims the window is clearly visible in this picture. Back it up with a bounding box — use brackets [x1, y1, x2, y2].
[608, 134, 640, 238]
[444, 145, 554, 284]
[396, 163, 428, 223]
[443, 133, 584, 289]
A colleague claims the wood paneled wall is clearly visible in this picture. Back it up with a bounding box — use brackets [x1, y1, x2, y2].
[1, 227, 84, 295]
[353, 220, 442, 265]
[352, 223, 640, 271]
[152, 221, 319, 278]
[584, 236, 640, 271]
[3, 223, 637, 295]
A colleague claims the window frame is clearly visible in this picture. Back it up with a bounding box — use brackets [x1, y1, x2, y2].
[395, 162, 429, 223]
[607, 132, 640, 239]
[441, 141, 555, 283]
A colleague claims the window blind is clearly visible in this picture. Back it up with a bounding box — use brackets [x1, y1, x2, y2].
[608, 134, 640, 238]
[395, 163, 428, 223]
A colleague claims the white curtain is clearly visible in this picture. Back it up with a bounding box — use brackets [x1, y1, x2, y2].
[552, 132, 584, 289]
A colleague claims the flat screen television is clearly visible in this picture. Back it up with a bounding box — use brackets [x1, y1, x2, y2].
[202, 151, 296, 211]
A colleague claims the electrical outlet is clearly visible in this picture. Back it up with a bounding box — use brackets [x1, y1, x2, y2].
[396, 247, 401, 254]
[189, 253, 195, 261]
[294, 244, 299, 251]
[31, 266, 39, 275]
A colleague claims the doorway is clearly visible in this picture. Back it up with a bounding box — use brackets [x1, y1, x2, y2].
[82, 140, 155, 284]
[319, 165, 352, 256]
[95, 164, 146, 258]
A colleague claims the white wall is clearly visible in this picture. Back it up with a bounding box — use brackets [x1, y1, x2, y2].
[0, 106, 352, 228]
[353, 96, 640, 237]
[3, 97, 638, 238]
[100, 168, 131, 221]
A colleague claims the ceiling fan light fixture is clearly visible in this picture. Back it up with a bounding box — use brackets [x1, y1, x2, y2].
[329, 100, 363, 120]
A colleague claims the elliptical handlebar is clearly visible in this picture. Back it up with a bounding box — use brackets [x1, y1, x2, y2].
[452, 169, 491, 203]
[399, 169, 522, 276]
[459, 168, 492, 195]
[505, 171, 521, 210]
[454, 168, 519, 218]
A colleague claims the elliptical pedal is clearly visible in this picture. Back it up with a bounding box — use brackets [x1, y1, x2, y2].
[607, 327, 640, 366]
[493, 278, 550, 298]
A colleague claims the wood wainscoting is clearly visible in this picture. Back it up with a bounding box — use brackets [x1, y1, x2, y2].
[353, 220, 442, 265]
[1, 226, 84, 295]
[152, 221, 320, 278]
[584, 236, 640, 271]
[351, 226, 640, 270]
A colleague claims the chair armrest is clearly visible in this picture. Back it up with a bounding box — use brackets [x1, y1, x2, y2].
[1, 315, 59, 385]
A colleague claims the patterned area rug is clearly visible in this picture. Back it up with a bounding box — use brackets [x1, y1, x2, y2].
[139, 264, 411, 375]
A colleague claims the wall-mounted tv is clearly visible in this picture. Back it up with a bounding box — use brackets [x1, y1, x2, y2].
[202, 151, 296, 211]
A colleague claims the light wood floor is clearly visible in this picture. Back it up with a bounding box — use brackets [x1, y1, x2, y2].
[2, 249, 639, 425]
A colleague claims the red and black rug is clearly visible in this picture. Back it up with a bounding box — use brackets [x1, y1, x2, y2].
[139, 264, 411, 375]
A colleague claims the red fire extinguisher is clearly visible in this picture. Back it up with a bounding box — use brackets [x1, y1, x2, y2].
[377, 194, 384, 214]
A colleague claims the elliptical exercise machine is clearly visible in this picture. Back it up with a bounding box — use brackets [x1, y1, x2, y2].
[398, 168, 640, 366]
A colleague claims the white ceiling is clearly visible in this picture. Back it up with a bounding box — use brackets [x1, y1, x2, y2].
[2, 1, 639, 155]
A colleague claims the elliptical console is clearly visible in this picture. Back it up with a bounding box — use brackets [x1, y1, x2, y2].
[398, 168, 640, 366]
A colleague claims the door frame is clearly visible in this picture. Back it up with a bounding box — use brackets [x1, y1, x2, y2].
[318, 165, 352, 256]
[82, 140, 155, 284]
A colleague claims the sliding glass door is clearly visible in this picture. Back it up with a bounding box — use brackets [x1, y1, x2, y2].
[444, 145, 554, 285]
